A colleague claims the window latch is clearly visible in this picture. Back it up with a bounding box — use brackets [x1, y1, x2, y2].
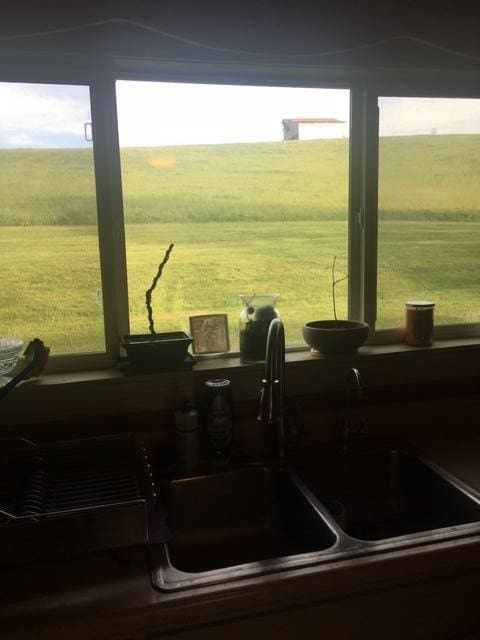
[84, 122, 93, 142]
[357, 207, 365, 230]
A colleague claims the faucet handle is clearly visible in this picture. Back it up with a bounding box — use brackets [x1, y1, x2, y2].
[286, 398, 304, 438]
[257, 379, 268, 423]
[258, 378, 281, 423]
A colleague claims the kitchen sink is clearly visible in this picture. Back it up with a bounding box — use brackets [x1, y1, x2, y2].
[156, 466, 337, 578]
[150, 444, 480, 591]
[296, 448, 480, 541]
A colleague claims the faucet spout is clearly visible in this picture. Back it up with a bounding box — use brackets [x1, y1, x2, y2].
[258, 318, 286, 459]
[340, 367, 365, 453]
[345, 367, 363, 412]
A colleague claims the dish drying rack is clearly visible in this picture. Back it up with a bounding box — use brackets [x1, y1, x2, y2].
[0, 433, 154, 566]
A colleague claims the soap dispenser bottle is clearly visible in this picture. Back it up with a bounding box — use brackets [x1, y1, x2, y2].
[174, 400, 201, 474]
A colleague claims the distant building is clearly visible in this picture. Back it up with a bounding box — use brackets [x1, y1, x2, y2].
[282, 117, 346, 140]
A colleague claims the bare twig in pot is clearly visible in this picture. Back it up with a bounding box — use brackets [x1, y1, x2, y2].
[145, 243, 174, 335]
[332, 256, 349, 321]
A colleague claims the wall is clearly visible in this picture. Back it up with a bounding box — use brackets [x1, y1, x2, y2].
[0, 0, 479, 70]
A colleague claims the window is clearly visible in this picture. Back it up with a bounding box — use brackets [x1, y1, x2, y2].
[0, 82, 105, 356]
[377, 96, 480, 331]
[1, 63, 479, 371]
[116, 81, 350, 346]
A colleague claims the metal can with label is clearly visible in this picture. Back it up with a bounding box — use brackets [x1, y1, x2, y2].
[405, 300, 435, 347]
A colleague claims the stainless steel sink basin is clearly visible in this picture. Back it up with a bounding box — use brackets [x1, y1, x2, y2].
[153, 465, 337, 587]
[150, 444, 480, 591]
[296, 449, 480, 541]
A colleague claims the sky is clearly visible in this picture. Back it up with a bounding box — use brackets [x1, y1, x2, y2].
[378, 97, 480, 136]
[0, 81, 479, 149]
[0, 83, 92, 148]
[115, 82, 350, 146]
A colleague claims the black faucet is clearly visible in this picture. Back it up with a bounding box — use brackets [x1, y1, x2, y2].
[258, 318, 287, 460]
[339, 367, 366, 453]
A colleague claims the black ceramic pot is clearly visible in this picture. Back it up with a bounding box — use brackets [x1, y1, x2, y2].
[122, 331, 193, 371]
[302, 320, 369, 354]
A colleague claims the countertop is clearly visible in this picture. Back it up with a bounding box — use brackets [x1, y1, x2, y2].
[3, 428, 480, 640]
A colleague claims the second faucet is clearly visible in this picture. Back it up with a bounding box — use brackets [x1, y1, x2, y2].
[258, 318, 287, 460]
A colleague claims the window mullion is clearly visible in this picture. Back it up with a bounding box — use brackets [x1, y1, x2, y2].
[90, 75, 130, 364]
[362, 89, 379, 332]
[348, 88, 365, 321]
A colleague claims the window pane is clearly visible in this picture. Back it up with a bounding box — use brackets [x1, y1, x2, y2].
[116, 81, 350, 346]
[0, 83, 105, 354]
[377, 97, 480, 328]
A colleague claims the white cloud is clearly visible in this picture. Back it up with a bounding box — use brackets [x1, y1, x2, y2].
[2, 131, 37, 146]
[379, 97, 480, 136]
[0, 83, 91, 146]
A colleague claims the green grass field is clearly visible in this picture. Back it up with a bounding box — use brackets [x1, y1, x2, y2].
[0, 135, 479, 354]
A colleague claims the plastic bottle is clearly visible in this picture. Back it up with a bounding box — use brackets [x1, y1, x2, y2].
[174, 401, 201, 474]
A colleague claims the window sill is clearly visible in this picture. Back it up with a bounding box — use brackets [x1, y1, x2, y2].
[40, 335, 480, 378]
[1, 337, 479, 428]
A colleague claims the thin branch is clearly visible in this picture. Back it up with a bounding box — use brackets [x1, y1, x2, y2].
[332, 256, 348, 321]
[146, 243, 174, 335]
[245, 293, 256, 308]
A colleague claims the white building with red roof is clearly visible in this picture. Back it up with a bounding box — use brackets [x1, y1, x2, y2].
[282, 117, 346, 140]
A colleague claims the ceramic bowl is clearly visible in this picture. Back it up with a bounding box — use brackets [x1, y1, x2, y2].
[302, 320, 369, 354]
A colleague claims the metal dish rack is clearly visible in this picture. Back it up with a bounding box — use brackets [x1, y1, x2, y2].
[0, 433, 154, 566]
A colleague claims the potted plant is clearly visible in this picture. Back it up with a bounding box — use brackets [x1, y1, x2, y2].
[302, 257, 369, 354]
[121, 243, 193, 370]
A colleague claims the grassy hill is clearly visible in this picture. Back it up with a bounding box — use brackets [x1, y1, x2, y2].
[0, 135, 478, 225]
[0, 134, 479, 354]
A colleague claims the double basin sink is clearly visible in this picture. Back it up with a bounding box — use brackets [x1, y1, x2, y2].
[150, 442, 480, 591]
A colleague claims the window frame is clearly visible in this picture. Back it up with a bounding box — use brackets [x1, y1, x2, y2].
[0, 67, 129, 371]
[368, 84, 480, 343]
[1, 54, 480, 372]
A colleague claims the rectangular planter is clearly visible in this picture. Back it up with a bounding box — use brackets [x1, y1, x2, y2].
[122, 331, 193, 371]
